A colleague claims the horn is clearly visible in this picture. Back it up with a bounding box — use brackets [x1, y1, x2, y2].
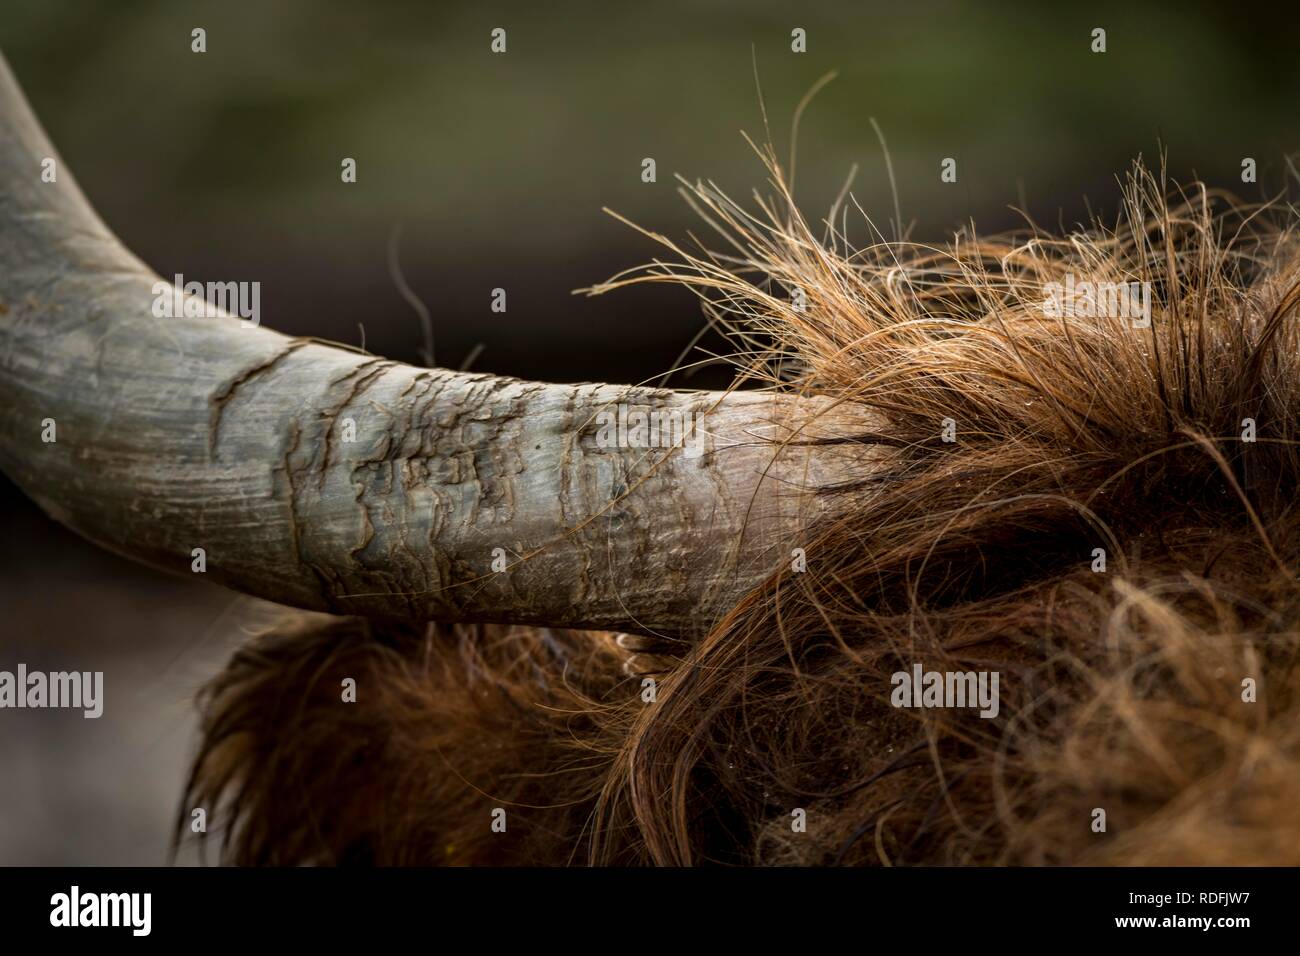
[0, 53, 864, 638]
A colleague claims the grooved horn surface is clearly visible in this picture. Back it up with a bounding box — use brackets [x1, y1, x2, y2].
[0, 53, 869, 637]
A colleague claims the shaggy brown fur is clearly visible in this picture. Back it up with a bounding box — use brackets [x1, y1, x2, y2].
[184, 155, 1300, 865]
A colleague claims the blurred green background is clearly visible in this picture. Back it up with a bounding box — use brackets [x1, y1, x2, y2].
[5, 0, 1298, 385]
[2, 0, 1299, 864]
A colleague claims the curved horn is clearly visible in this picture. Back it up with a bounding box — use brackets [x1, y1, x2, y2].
[0, 54, 863, 638]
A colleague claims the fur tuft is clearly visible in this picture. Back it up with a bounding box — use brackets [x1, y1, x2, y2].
[186, 155, 1300, 865]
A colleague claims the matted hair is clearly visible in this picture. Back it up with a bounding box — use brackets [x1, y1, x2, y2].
[183, 156, 1300, 866]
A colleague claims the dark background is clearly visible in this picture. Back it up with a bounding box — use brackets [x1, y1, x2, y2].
[2, 0, 1298, 864]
